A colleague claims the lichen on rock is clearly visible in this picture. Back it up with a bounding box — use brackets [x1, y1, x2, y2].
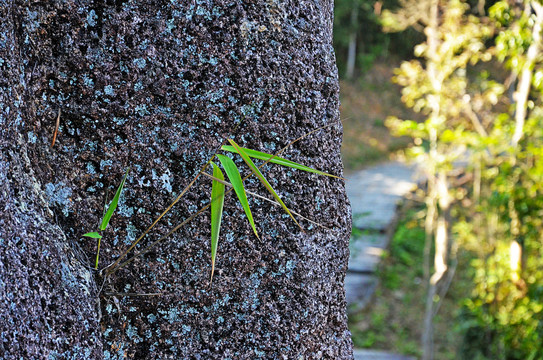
[0, 0, 353, 358]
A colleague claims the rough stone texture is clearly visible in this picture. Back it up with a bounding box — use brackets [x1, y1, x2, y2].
[0, 1, 352, 359]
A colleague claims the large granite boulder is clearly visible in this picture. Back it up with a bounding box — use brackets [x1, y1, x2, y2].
[0, 1, 353, 358]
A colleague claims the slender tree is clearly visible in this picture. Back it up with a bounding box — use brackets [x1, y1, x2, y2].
[383, 1, 492, 358]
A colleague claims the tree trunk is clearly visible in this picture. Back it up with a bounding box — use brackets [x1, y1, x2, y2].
[512, 1, 543, 147]
[421, 3, 446, 359]
[0, 1, 353, 358]
[346, 5, 359, 79]
[422, 170, 452, 360]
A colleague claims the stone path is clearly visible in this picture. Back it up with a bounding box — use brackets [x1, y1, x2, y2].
[344, 161, 419, 360]
[353, 349, 417, 360]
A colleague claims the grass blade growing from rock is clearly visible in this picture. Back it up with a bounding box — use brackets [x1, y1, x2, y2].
[216, 154, 259, 239]
[221, 145, 341, 178]
[227, 140, 301, 230]
[100, 168, 130, 231]
[210, 162, 225, 283]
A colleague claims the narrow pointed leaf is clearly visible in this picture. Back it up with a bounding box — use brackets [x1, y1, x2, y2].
[227, 140, 301, 229]
[83, 232, 102, 239]
[216, 154, 259, 239]
[100, 168, 130, 231]
[210, 162, 226, 283]
[221, 145, 341, 178]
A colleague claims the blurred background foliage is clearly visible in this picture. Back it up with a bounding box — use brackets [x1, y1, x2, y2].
[333, 0, 423, 77]
[336, 1, 543, 359]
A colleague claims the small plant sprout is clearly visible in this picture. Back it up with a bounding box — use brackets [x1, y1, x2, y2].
[83, 168, 130, 269]
[104, 123, 344, 283]
[204, 139, 342, 283]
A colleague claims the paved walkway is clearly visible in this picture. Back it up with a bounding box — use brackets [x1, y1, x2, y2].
[353, 349, 417, 360]
[344, 161, 419, 360]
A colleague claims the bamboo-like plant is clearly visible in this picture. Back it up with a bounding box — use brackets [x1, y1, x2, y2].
[205, 140, 340, 281]
[101, 124, 342, 285]
[83, 168, 130, 269]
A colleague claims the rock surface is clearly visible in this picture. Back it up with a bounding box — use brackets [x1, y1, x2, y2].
[0, 1, 352, 359]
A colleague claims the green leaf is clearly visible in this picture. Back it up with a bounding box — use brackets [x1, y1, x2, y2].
[210, 162, 226, 283]
[227, 140, 301, 230]
[216, 154, 259, 239]
[100, 168, 130, 231]
[83, 232, 102, 239]
[221, 145, 341, 178]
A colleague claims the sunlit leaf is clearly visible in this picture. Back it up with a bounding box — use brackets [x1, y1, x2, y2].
[216, 154, 259, 239]
[82, 232, 102, 239]
[221, 145, 341, 178]
[227, 140, 301, 230]
[210, 162, 225, 283]
[100, 168, 130, 231]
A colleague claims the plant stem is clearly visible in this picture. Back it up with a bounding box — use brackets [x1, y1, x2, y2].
[104, 159, 213, 276]
[95, 236, 101, 269]
[104, 116, 253, 275]
[109, 203, 210, 274]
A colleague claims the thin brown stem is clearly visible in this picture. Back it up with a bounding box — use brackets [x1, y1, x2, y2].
[104, 159, 213, 275]
[105, 114, 251, 275]
[109, 203, 210, 274]
[51, 108, 61, 148]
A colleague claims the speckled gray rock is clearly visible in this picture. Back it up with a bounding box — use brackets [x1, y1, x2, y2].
[0, 1, 352, 359]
